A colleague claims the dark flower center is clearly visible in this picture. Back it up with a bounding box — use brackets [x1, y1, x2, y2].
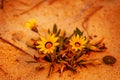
[45, 42, 53, 49]
[75, 42, 81, 47]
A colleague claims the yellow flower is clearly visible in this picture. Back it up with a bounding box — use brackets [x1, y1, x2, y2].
[25, 19, 36, 29]
[36, 34, 59, 54]
[70, 34, 87, 51]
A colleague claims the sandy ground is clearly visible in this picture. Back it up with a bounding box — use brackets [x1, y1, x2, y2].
[0, 0, 120, 80]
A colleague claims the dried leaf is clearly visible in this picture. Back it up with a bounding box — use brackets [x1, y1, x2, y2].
[91, 60, 101, 66]
[66, 65, 77, 73]
[44, 54, 52, 62]
[52, 63, 61, 73]
[48, 64, 53, 77]
[27, 44, 36, 49]
[26, 39, 37, 49]
[32, 27, 38, 33]
[90, 38, 104, 45]
[98, 43, 107, 49]
[60, 64, 66, 76]
[81, 64, 87, 68]
[89, 46, 101, 51]
[25, 61, 38, 63]
[34, 55, 39, 61]
[36, 66, 44, 71]
[83, 59, 101, 66]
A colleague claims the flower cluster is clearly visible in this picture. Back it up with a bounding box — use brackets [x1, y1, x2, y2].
[25, 19, 107, 77]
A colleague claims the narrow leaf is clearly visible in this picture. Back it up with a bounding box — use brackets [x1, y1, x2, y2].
[63, 31, 66, 38]
[25, 61, 38, 63]
[76, 27, 83, 36]
[69, 30, 75, 39]
[74, 51, 84, 60]
[66, 65, 77, 73]
[48, 64, 53, 77]
[36, 66, 44, 71]
[27, 44, 36, 49]
[48, 29, 51, 34]
[56, 29, 61, 36]
[53, 24, 57, 34]
[89, 46, 102, 52]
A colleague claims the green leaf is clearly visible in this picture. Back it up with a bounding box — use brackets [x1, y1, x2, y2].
[48, 29, 51, 34]
[77, 60, 86, 64]
[63, 30, 75, 44]
[74, 51, 84, 60]
[76, 27, 83, 36]
[58, 36, 64, 51]
[66, 30, 75, 42]
[53, 24, 57, 34]
[77, 60, 87, 67]
[63, 31, 66, 38]
[56, 29, 61, 36]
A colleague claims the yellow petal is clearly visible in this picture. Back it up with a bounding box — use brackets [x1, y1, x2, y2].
[29, 19, 36, 25]
[79, 46, 85, 50]
[75, 48, 78, 51]
[25, 23, 31, 28]
[40, 36, 47, 43]
[76, 35, 80, 42]
[43, 50, 47, 54]
[37, 41, 43, 44]
[53, 37, 58, 42]
[70, 41, 74, 46]
[76, 34, 79, 39]
[36, 45, 41, 48]
[50, 49, 53, 53]
[54, 43, 59, 46]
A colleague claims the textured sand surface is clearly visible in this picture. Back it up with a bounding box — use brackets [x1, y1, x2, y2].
[0, 0, 120, 80]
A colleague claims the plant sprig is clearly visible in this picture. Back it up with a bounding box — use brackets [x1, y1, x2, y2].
[25, 24, 110, 77]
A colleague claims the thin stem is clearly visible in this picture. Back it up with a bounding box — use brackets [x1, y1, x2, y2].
[47, 63, 53, 77]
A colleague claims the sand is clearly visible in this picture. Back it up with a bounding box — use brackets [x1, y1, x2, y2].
[0, 0, 120, 80]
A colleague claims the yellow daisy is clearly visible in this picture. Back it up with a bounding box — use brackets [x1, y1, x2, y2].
[36, 34, 59, 54]
[70, 34, 87, 51]
[25, 19, 36, 29]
